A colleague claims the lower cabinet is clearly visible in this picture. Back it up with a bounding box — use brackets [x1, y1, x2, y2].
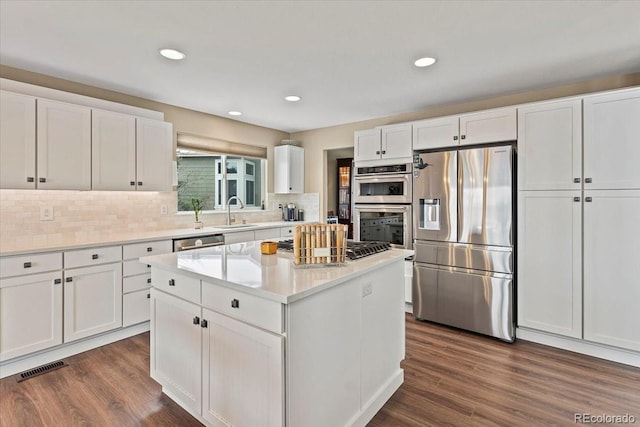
[0, 271, 63, 361]
[151, 288, 284, 426]
[64, 262, 123, 342]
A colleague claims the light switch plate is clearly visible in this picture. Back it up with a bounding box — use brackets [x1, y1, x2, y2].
[160, 205, 168, 215]
[40, 206, 54, 221]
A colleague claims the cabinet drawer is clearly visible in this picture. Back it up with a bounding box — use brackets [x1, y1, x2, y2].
[202, 282, 283, 334]
[254, 228, 280, 241]
[152, 268, 200, 304]
[224, 231, 255, 244]
[123, 259, 152, 277]
[0, 252, 62, 278]
[123, 240, 172, 260]
[124, 273, 151, 294]
[123, 288, 151, 327]
[64, 245, 122, 269]
[280, 226, 294, 237]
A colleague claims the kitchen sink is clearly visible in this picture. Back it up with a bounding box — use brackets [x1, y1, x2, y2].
[215, 224, 256, 229]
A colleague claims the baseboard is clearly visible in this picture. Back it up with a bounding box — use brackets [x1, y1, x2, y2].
[517, 327, 640, 368]
[0, 322, 150, 379]
[348, 369, 404, 427]
[404, 302, 412, 313]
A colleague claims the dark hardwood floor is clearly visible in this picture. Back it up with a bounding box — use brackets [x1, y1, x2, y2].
[1, 315, 639, 426]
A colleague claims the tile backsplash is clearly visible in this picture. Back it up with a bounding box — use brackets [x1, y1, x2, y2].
[0, 190, 319, 250]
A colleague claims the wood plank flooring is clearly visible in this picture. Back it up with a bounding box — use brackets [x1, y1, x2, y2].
[1, 315, 639, 426]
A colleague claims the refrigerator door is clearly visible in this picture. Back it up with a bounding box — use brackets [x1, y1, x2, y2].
[458, 146, 513, 247]
[412, 150, 457, 242]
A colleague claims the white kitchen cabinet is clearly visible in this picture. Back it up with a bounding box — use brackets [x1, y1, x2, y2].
[280, 226, 295, 237]
[583, 190, 640, 351]
[412, 116, 459, 150]
[63, 262, 123, 342]
[254, 227, 281, 241]
[224, 230, 256, 244]
[517, 191, 582, 338]
[92, 109, 137, 191]
[517, 99, 582, 191]
[354, 125, 412, 163]
[150, 289, 202, 416]
[0, 271, 63, 361]
[274, 144, 304, 193]
[459, 107, 517, 146]
[202, 308, 283, 427]
[136, 117, 173, 191]
[583, 88, 640, 190]
[0, 91, 36, 189]
[37, 99, 91, 190]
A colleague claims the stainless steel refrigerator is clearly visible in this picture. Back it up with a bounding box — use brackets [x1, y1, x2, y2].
[412, 145, 515, 342]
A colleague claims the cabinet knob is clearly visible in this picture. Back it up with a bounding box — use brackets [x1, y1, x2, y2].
[169, 279, 175, 286]
[147, 278, 152, 284]
[66, 277, 73, 282]
[130, 181, 136, 186]
[138, 181, 143, 186]
[453, 136, 458, 141]
[54, 278, 62, 285]
[39, 177, 47, 183]
[147, 293, 151, 299]
[289, 187, 292, 190]
[26, 177, 35, 183]
[147, 247, 153, 252]
[201, 319, 208, 328]
[231, 298, 240, 308]
[585, 197, 593, 202]
[573, 178, 581, 183]
[460, 135, 466, 140]
[92, 254, 98, 260]
[23, 262, 32, 268]
[585, 178, 592, 183]
[193, 316, 200, 325]
[574, 197, 581, 202]
[382, 150, 386, 154]
[376, 151, 380, 155]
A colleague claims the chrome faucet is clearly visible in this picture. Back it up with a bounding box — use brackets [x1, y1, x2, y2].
[226, 196, 245, 225]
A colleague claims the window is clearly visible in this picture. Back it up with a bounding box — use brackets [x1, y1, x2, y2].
[177, 149, 265, 212]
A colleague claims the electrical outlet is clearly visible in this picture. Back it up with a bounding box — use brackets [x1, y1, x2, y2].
[40, 206, 54, 221]
[362, 283, 372, 297]
[160, 204, 168, 215]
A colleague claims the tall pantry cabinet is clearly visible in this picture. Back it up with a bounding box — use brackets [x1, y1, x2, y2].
[517, 88, 640, 352]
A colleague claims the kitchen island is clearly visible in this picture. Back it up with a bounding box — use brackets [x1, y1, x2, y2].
[141, 240, 412, 427]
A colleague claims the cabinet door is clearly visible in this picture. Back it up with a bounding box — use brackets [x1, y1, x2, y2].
[254, 227, 281, 240]
[274, 145, 304, 193]
[354, 128, 382, 162]
[0, 91, 36, 189]
[202, 308, 283, 427]
[381, 123, 412, 160]
[518, 99, 582, 191]
[0, 271, 62, 361]
[412, 116, 459, 150]
[517, 191, 582, 338]
[63, 262, 122, 342]
[150, 290, 202, 415]
[583, 88, 640, 190]
[92, 109, 137, 191]
[123, 288, 151, 327]
[583, 190, 640, 351]
[459, 107, 517, 146]
[136, 118, 173, 191]
[36, 99, 91, 190]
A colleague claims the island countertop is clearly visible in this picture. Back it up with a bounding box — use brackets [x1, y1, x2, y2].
[140, 240, 413, 304]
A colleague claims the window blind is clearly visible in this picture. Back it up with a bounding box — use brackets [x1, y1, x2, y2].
[177, 132, 267, 159]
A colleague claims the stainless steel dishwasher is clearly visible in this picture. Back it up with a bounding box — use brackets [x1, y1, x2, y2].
[172, 234, 225, 252]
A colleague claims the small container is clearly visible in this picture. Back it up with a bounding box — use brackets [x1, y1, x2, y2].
[260, 241, 278, 255]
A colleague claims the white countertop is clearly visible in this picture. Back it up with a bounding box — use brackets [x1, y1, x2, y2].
[0, 221, 311, 256]
[141, 241, 413, 304]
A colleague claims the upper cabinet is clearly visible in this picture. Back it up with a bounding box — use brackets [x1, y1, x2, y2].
[517, 99, 582, 191]
[412, 107, 516, 151]
[274, 144, 304, 193]
[583, 88, 640, 190]
[0, 86, 173, 192]
[0, 91, 36, 189]
[354, 124, 412, 164]
[37, 99, 92, 190]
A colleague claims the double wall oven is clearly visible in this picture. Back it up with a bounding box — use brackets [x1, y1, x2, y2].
[353, 163, 412, 249]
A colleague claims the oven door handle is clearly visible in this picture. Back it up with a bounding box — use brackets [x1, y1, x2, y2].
[354, 173, 410, 182]
[355, 205, 410, 212]
[178, 241, 225, 251]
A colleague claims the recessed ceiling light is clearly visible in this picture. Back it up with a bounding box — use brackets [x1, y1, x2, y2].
[160, 48, 186, 60]
[414, 57, 437, 68]
[285, 95, 301, 102]
[228, 111, 242, 116]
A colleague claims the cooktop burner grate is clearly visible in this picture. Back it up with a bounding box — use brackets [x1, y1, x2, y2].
[277, 239, 391, 260]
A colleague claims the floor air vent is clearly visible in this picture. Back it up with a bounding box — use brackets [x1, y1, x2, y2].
[17, 360, 67, 382]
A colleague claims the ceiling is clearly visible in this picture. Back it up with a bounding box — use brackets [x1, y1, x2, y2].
[1, 1, 639, 133]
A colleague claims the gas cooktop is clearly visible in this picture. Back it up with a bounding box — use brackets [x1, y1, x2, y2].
[277, 239, 391, 260]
